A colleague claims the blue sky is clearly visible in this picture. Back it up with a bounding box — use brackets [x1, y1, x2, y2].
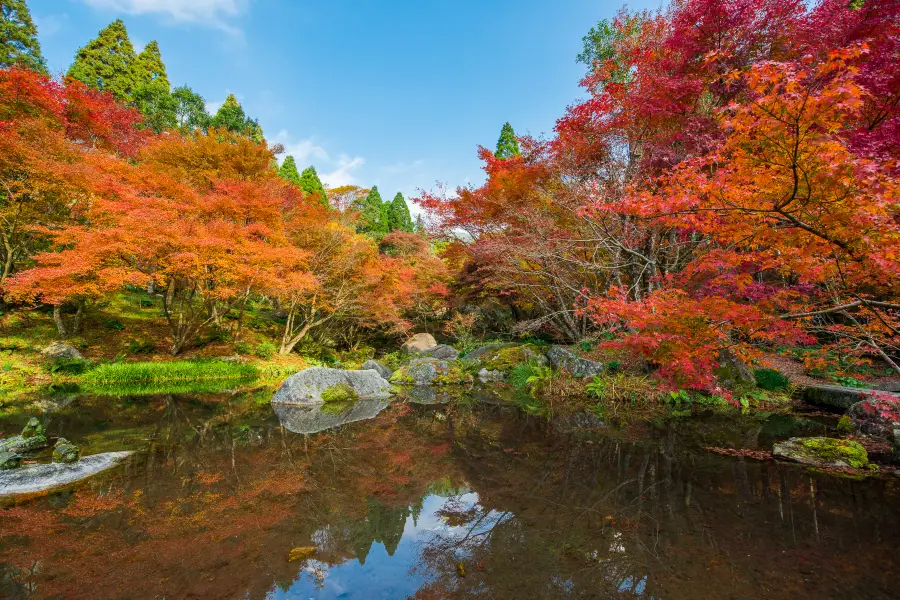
[29, 0, 660, 207]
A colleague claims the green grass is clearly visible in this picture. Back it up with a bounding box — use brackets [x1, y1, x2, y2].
[84, 359, 258, 385]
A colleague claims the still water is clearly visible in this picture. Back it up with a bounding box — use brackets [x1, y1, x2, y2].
[1, 388, 898, 599]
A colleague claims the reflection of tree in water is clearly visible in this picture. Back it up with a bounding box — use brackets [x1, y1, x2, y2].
[346, 498, 416, 562]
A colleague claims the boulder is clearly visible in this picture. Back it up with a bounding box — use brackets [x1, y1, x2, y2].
[773, 437, 869, 469]
[271, 367, 393, 405]
[402, 333, 438, 354]
[404, 385, 452, 405]
[22, 417, 44, 439]
[426, 344, 460, 361]
[474, 344, 548, 372]
[465, 343, 517, 361]
[713, 350, 755, 392]
[801, 385, 897, 412]
[0, 451, 21, 471]
[361, 359, 393, 379]
[390, 358, 472, 387]
[52, 438, 80, 464]
[41, 341, 83, 361]
[0, 451, 134, 498]
[272, 398, 391, 435]
[0, 419, 49, 454]
[546, 346, 603, 378]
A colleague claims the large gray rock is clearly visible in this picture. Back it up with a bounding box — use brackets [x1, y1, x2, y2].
[272, 398, 391, 434]
[0, 435, 48, 454]
[0, 451, 134, 497]
[52, 438, 80, 464]
[402, 333, 438, 354]
[0, 451, 21, 470]
[361, 359, 393, 379]
[272, 367, 393, 405]
[801, 385, 894, 412]
[714, 350, 755, 391]
[426, 344, 460, 361]
[465, 343, 516, 361]
[546, 346, 603, 378]
[41, 341, 83, 361]
[772, 437, 869, 469]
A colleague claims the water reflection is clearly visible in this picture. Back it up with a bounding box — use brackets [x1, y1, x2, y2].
[0, 390, 898, 599]
[272, 398, 392, 434]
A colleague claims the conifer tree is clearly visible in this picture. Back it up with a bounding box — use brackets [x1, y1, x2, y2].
[278, 155, 301, 186]
[212, 93, 264, 141]
[172, 85, 210, 131]
[1, 0, 46, 72]
[495, 122, 521, 159]
[132, 41, 175, 132]
[354, 186, 388, 236]
[299, 166, 328, 206]
[67, 19, 137, 101]
[413, 214, 426, 236]
[387, 192, 413, 232]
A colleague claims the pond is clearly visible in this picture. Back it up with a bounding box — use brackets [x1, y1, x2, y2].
[1, 388, 899, 599]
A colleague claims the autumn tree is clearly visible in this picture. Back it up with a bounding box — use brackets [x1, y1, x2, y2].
[0, 0, 46, 73]
[494, 122, 520, 159]
[67, 19, 138, 102]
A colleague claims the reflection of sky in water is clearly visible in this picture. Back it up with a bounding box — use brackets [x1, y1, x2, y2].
[267, 493, 484, 600]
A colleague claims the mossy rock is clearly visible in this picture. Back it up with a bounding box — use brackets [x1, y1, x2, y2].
[320, 383, 359, 404]
[390, 358, 472, 387]
[21, 418, 45, 440]
[0, 451, 22, 470]
[52, 438, 80, 464]
[773, 437, 869, 469]
[482, 344, 547, 372]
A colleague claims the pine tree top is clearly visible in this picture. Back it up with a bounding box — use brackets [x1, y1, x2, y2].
[1, 0, 47, 72]
[495, 121, 521, 159]
[278, 155, 302, 186]
[134, 40, 169, 90]
[67, 18, 137, 101]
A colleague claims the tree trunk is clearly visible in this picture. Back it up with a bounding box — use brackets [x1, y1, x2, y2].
[53, 305, 68, 337]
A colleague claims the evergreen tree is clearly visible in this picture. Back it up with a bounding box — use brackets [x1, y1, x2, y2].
[172, 85, 210, 131]
[299, 166, 327, 206]
[212, 93, 264, 141]
[354, 186, 388, 236]
[1, 0, 46, 72]
[278, 155, 301, 185]
[414, 214, 426, 235]
[132, 41, 175, 132]
[387, 192, 413, 232]
[67, 19, 137, 101]
[495, 122, 521, 159]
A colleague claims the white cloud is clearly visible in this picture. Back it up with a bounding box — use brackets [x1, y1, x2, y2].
[271, 131, 365, 187]
[80, 0, 248, 34]
[34, 13, 68, 37]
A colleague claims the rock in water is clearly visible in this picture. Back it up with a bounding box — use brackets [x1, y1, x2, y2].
[0, 451, 134, 497]
[21, 418, 44, 439]
[52, 438, 80, 464]
[390, 358, 472, 386]
[361, 359, 393, 379]
[41, 341, 83, 361]
[0, 451, 22, 470]
[773, 437, 869, 469]
[0, 434, 48, 453]
[402, 333, 438, 354]
[478, 368, 506, 383]
[546, 346, 603, 378]
[271, 367, 393, 405]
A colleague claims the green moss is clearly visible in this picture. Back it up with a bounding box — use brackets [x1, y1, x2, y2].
[837, 415, 853, 434]
[320, 383, 359, 404]
[389, 369, 415, 385]
[433, 363, 472, 385]
[798, 437, 869, 469]
[754, 368, 790, 391]
[484, 344, 542, 371]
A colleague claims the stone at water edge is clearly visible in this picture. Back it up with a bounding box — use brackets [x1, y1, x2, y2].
[360, 359, 393, 379]
[402, 333, 438, 354]
[52, 438, 80, 464]
[0, 452, 134, 497]
[0, 451, 22, 470]
[478, 368, 506, 383]
[21, 417, 45, 439]
[773, 437, 870, 469]
[271, 367, 393, 405]
[0, 434, 49, 454]
[41, 341, 83, 361]
[426, 344, 460, 361]
[390, 358, 472, 387]
[546, 346, 603, 378]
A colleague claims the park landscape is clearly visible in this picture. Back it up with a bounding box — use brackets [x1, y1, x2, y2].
[0, 0, 899, 598]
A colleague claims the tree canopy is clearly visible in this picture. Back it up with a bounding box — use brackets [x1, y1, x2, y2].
[67, 19, 137, 101]
[494, 122, 520, 159]
[387, 192, 413, 232]
[0, 0, 45, 72]
[299, 166, 327, 206]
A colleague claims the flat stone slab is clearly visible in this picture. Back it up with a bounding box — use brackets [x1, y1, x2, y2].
[799, 384, 900, 412]
[272, 398, 391, 434]
[0, 451, 133, 497]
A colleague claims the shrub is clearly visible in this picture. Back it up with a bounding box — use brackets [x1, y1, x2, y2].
[234, 341, 252, 355]
[49, 358, 92, 375]
[126, 338, 156, 355]
[754, 368, 790, 391]
[103, 318, 125, 331]
[255, 342, 276, 359]
[509, 359, 552, 396]
[833, 375, 867, 388]
[586, 374, 661, 403]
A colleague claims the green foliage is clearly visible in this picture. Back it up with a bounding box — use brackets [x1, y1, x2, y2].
[126, 338, 155, 355]
[320, 383, 359, 404]
[379, 350, 407, 371]
[255, 342, 276, 359]
[484, 344, 542, 371]
[354, 186, 389, 236]
[833, 375, 867, 388]
[211, 94, 263, 141]
[576, 14, 642, 85]
[234, 341, 252, 355]
[67, 19, 137, 101]
[172, 85, 210, 131]
[606, 360, 621, 373]
[1, 0, 46, 72]
[509, 359, 551, 395]
[49, 357, 91, 375]
[494, 122, 521, 159]
[84, 359, 258, 385]
[299, 166, 328, 206]
[103, 318, 125, 331]
[278, 155, 302, 185]
[387, 192, 413, 232]
[797, 437, 869, 469]
[837, 415, 853, 434]
[586, 374, 660, 403]
[753, 368, 790, 391]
